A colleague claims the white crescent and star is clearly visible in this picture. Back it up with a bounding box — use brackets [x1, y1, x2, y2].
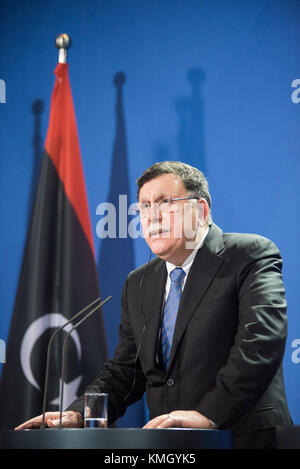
[20, 313, 82, 407]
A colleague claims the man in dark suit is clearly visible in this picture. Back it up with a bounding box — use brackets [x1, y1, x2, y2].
[16, 161, 291, 448]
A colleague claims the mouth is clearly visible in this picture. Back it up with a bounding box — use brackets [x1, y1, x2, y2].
[149, 228, 170, 238]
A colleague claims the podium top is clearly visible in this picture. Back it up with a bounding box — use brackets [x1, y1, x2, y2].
[0, 428, 233, 450]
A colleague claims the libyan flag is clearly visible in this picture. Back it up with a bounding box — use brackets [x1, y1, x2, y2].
[0, 63, 108, 429]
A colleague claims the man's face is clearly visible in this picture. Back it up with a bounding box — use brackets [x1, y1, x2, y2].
[138, 173, 209, 265]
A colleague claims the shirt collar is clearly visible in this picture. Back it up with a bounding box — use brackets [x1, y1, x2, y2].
[166, 226, 209, 276]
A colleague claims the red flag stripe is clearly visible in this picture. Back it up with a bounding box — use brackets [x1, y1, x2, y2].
[45, 63, 95, 257]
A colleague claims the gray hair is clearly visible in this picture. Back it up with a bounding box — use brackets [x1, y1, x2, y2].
[137, 161, 212, 224]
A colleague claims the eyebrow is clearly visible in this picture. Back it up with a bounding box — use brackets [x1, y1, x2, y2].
[139, 194, 176, 204]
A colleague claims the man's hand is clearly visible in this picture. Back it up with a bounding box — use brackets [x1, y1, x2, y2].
[14, 411, 83, 430]
[143, 410, 214, 429]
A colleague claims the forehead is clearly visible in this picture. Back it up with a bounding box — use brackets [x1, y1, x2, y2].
[139, 173, 187, 200]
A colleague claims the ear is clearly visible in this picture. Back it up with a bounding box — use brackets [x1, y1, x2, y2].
[197, 198, 210, 227]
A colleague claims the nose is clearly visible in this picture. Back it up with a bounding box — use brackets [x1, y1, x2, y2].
[147, 203, 162, 223]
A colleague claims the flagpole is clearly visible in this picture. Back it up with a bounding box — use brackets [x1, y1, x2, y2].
[55, 33, 71, 64]
[40, 33, 72, 428]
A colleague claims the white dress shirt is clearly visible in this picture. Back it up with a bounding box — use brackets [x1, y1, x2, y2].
[164, 227, 209, 300]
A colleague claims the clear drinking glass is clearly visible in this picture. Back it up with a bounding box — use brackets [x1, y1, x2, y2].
[84, 392, 108, 428]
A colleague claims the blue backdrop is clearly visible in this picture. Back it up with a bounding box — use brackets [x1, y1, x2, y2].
[0, 0, 299, 426]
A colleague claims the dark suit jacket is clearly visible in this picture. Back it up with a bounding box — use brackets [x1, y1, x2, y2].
[70, 223, 291, 437]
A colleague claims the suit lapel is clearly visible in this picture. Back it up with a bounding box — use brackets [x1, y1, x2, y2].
[168, 223, 225, 370]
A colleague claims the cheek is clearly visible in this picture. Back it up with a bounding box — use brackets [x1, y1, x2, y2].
[170, 212, 184, 238]
[161, 212, 173, 229]
[182, 208, 197, 237]
[141, 219, 148, 237]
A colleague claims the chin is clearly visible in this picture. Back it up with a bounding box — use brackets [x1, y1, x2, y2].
[147, 238, 177, 259]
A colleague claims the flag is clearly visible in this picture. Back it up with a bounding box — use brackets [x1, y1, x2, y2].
[0, 63, 108, 429]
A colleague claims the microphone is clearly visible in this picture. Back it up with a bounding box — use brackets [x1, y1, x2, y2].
[59, 295, 112, 428]
[40, 297, 102, 429]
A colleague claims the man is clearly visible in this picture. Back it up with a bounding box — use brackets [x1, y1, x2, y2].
[16, 161, 292, 448]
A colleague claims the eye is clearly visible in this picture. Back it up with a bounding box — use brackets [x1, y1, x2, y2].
[160, 198, 171, 206]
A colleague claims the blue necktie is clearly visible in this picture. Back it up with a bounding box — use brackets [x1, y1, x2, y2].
[161, 267, 186, 369]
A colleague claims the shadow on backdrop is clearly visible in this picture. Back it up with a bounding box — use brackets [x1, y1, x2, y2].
[27, 100, 44, 225]
[152, 142, 171, 161]
[98, 72, 146, 428]
[174, 67, 206, 175]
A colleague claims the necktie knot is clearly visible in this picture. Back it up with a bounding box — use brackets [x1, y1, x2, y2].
[170, 267, 185, 284]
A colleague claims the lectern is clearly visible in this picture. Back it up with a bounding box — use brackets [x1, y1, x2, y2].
[0, 428, 232, 450]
